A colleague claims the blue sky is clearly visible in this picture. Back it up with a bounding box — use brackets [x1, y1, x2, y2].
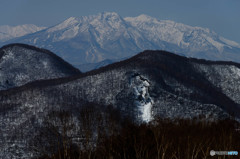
[0, 0, 239, 43]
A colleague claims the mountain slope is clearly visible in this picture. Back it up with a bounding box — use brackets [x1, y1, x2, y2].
[125, 15, 240, 59]
[76, 57, 129, 72]
[76, 59, 117, 72]
[0, 43, 81, 90]
[1, 50, 240, 158]
[0, 24, 46, 42]
[2, 12, 240, 65]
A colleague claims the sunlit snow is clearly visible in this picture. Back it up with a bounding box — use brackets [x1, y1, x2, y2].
[131, 74, 153, 122]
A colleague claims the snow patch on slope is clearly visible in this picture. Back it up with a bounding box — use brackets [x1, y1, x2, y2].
[130, 74, 153, 122]
[220, 37, 240, 48]
[59, 25, 80, 40]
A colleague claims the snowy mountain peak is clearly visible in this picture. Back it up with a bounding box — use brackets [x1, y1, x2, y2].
[47, 12, 124, 34]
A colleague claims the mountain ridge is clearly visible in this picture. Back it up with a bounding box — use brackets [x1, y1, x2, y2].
[1, 49, 240, 113]
[2, 48, 240, 94]
[0, 43, 81, 90]
[0, 24, 46, 42]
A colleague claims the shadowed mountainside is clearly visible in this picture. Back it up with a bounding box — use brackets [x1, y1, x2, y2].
[1, 49, 240, 158]
[0, 43, 81, 90]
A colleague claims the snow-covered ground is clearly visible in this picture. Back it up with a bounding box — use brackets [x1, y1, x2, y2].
[131, 74, 154, 122]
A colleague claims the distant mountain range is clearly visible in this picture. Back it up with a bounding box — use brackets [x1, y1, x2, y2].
[0, 24, 45, 42]
[0, 44, 80, 90]
[1, 45, 240, 158]
[1, 12, 240, 66]
[76, 59, 118, 72]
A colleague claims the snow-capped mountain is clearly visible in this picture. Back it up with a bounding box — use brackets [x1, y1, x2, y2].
[2, 12, 240, 65]
[0, 44, 80, 90]
[1, 49, 240, 158]
[125, 15, 240, 58]
[0, 24, 46, 42]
